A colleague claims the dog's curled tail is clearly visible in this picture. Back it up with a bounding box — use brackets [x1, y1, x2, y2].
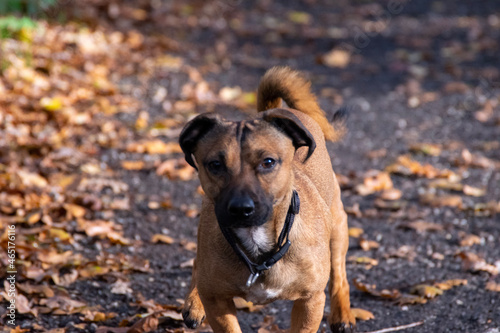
[257, 66, 344, 142]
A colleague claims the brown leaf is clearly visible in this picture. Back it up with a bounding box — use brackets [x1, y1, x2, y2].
[351, 308, 375, 321]
[396, 295, 428, 305]
[457, 252, 499, 275]
[233, 297, 264, 312]
[419, 193, 463, 208]
[355, 170, 393, 196]
[434, 279, 467, 290]
[127, 312, 160, 333]
[463, 185, 486, 197]
[386, 155, 457, 179]
[409, 143, 442, 156]
[127, 141, 181, 155]
[151, 234, 175, 244]
[110, 280, 133, 295]
[486, 281, 500, 292]
[40, 296, 87, 314]
[83, 310, 117, 322]
[352, 278, 400, 299]
[16, 283, 55, 298]
[322, 49, 351, 68]
[156, 158, 196, 181]
[379, 188, 402, 201]
[459, 232, 482, 247]
[374, 198, 406, 211]
[429, 179, 463, 192]
[345, 204, 362, 218]
[348, 227, 364, 238]
[399, 220, 444, 233]
[180, 239, 197, 252]
[359, 237, 380, 251]
[121, 160, 146, 170]
[96, 327, 129, 333]
[64, 203, 87, 218]
[348, 256, 379, 267]
[17, 294, 37, 316]
[410, 285, 443, 299]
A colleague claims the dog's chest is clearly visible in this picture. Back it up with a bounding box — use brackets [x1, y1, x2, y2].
[234, 226, 274, 256]
[245, 283, 283, 304]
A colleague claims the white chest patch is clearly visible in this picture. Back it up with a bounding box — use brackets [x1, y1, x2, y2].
[245, 284, 282, 304]
[234, 226, 274, 256]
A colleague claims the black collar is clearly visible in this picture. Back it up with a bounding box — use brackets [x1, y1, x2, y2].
[218, 190, 300, 287]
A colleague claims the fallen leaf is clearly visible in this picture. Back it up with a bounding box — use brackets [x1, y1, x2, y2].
[83, 310, 117, 322]
[386, 155, 457, 179]
[458, 252, 499, 275]
[351, 308, 375, 321]
[374, 199, 406, 211]
[219, 86, 242, 102]
[355, 170, 393, 196]
[463, 185, 486, 197]
[345, 204, 362, 218]
[359, 237, 380, 251]
[419, 193, 463, 208]
[459, 232, 482, 247]
[486, 281, 500, 292]
[396, 295, 428, 305]
[127, 312, 160, 333]
[410, 285, 443, 299]
[111, 280, 133, 295]
[352, 278, 400, 299]
[410, 143, 442, 156]
[322, 49, 350, 68]
[348, 227, 364, 238]
[127, 140, 181, 155]
[379, 188, 402, 201]
[121, 160, 146, 170]
[434, 279, 467, 290]
[151, 234, 174, 244]
[399, 221, 444, 233]
[233, 297, 264, 312]
[96, 327, 129, 333]
[348, 256, 379, 267]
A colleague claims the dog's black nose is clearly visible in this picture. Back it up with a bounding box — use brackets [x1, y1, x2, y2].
[227, 195, 255, 218]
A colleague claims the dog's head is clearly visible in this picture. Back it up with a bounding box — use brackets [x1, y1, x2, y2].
[179, 109, 315, 229]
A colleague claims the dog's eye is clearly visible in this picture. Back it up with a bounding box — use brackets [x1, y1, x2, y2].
[207, 160, 223, 173]
[260, 158, 276, 170]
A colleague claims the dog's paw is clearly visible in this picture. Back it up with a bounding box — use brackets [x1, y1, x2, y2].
[330, 322, 356, 333]
[182, 309, 206, 329]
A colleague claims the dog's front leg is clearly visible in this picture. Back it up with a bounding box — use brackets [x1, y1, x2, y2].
[182, 259, 206, 329]
[200, 296, 242, 333]
[290, 291, 326, 333]
[328, 211, 356, 333]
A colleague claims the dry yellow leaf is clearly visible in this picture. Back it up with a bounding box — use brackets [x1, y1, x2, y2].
[410, 285, 443, 299]
[151, 234, 175, 244]
[356, 170, 393, 196]
[121, 160, 146, 170]
[348, 227, 364, 238]
[434, 279, 467, 290]
[233, 297, 264, 312]
[322, 49, 351, 68]
[486, 281, 500, 292]
[463, 185, 486, 197]
[351, 308, 375, 321]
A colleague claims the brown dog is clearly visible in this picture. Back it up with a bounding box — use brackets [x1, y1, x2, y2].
[179, 66, 355, 333]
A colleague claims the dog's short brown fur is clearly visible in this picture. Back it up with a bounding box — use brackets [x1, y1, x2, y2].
[179, 66, 355, 333]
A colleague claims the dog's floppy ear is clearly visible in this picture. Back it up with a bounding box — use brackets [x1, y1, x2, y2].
[179, 113, 221, 170]
[262, 108, 316, 161]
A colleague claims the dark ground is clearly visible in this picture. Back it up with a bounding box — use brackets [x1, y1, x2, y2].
[2, 0, 500, 332]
